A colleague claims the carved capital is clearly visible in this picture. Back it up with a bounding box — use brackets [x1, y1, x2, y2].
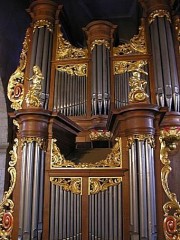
[28, 0, 60, 23]
[139, 0, 171, 16]
[83, 20, 117, 47]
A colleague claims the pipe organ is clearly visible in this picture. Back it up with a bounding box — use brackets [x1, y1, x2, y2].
[2, 0, 180, 240]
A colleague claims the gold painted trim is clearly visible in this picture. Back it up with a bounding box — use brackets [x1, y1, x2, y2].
[50, 177, 82, 195]
[90, 39, 110, 51]
[33, 20, 53, 32]
[159, 127, 180, 239]
[113, 24, 147, 55]
[51, 137, 122, 169]
[13, 120, 19, 131]
[7, 29, 30, 110]
[148, 10, 171, 25]
[127, 134, 155, 148]
[56, 25, 88, 60]
[88, 177, 122, 195]
[56, 64, 87, 77]
[21, 137, 46, 150]
[0, 138, 18, 238]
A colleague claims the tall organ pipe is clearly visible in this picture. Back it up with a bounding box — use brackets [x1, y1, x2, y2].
[18, 142, 45, 239]
[150, 16, 179, 111]
[128, 139, 157, 239]
[29, 27, 53, 109]
[91, 44, 110, 115]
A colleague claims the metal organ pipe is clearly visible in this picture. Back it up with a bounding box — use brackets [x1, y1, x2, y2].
[128, 138, 157, 239]
[150, 16, 179, 111]
[29, 26, 53, 109]
[91, 44, 110, 115]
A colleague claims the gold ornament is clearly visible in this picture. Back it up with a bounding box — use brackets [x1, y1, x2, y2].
[25, 66, 44, 108]
[127, 134, 155, 148]
[174, 17, 180, 54]
[90, 39, 110, 51]
[160, 127, 180, 239]
[50, 177, 82, 195]
[57, 64, 87, 76]
[89, 130, 112, 141]
[7, 29, 30, 110]
[33, 20, 53, 32]
[89, 177, 122, 195]
[113, 24, 147, 55]
[114, 60, 148, 75]
[56, 26, 88, 60]
[21, 137, 46, 151]
[0, 138, 18, 239]
[148, 10, 171, 24]
[51, 138, 122, 169]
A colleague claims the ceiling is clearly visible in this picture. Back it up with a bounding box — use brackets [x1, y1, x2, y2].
[0, 0, 179, 109]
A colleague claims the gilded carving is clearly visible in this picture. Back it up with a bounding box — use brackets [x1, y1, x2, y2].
[90, 39, 110, 51]
[114, 60, 148, 75]
[7, 29, 30, 110]
[160, 127, 180, 239]
[50, 177, 82, 195]
[128, 71, 149, 103]
[51, 138, 122, 168]
[57, 64, 87, 76]
[128, 134, 155, 148]
[113, 25, 147, 55]
[0, 138, 18, 239]
[56, 26, 88, 60]
[33, 19, 53, 32]
[89, 130, 112, 141]
[13, 119, 19, 130]
[25, 66, 44, 108]
[89, 177, 122, 195]
[148, 10, 171, 25]
[21, 137, 46, 150]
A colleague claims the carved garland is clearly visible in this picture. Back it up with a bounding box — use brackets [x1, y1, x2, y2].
[89, 177, 122, 195]
[7, 29, 30, 110]
[159, 127, 180, 239]
[56, 64, 87, 77]
[148, 10, 171, 25]
[33, 20, 53, 32]
[113, 25, 147, 55]
[51, 138, 122, 169]
[127, 134, 155, 149]
[0, 138, 18, 239]
[90, 39, 110, 51]
[50, 177, 82, 195]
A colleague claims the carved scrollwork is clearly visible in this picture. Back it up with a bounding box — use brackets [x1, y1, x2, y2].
[89, 177, 122, 195]
[90, 39, 110, 51]
[89, 130, 112, 141]
[51, 138, 122, 169]
[56, 26, 88, 60]
[33, 20, 53, 32]
[114, 60, 148, 75]
[113, 24, 147, 55]
[57, 64, 87, 77]
[50, 177, 82, 195]
[7, 29, 30, 110]
[127, 134, 155, 149]
[160, 127, 180, 239]
[0, 138, 18, 239]
[174, 17, 180, 54]
[148, 10, 171, 25]
[25, 65, 44, 108]
[21, 137, 46, 151]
